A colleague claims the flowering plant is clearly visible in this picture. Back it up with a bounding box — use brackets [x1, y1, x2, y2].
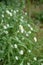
[0, 0, 43, 65]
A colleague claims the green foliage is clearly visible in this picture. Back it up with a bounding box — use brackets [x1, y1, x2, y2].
[0, 0, 43, 65]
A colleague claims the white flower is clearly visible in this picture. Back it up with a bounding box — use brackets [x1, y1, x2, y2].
[3, 24, 9, 29]
[11, 45, 13, 48]
[30, 27, 33, 31]
[19, 25, 24, 33]
[17, 30, 19, 33]
[25, 12, 27, 15]
[27, 62, 30, 65]
[16, 10, 19, 12]
[28, 31, 31, 34]
[4, 31, 8, 34]
[21, 16, 24, 19]
[33, 57, 37, 61]
[28, 50, 31, 53]
[22, 37, 24, 40]
[15, 56, 18, 60]
[10, 13, 12, 16]
[28, 24, 33, 31]
[6, 10, 12, 16]
[19, 50, 24, 55]
[26, 33, 29, 37]
[2, 14, 4, 18]
[20, 19, 23, 22]
[14, 44, 18, 48]
[6, 10, 9, 13]
[34, 37, 37, 42]
[7, 24, 9, 27]
[3, 25, 7, 29]
[11, 9, 13, 12]
[14, 10, 16, 14]
[28, 24, 31, 27]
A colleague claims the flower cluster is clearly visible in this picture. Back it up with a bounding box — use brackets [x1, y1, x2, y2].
[0, 5, 42, 65]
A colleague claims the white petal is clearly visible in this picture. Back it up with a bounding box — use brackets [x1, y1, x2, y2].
[27, 62, 30, 65]
[15, 56, 18, 60]
[28, 50, 31, 53]
[19, 50, 24, 55]
[3, 25, 7, 29]
[19, 25, 24, 33]
[33, 57, 37, 61]
[34, 37, 37, 42]
[14, 44, 18, 48]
